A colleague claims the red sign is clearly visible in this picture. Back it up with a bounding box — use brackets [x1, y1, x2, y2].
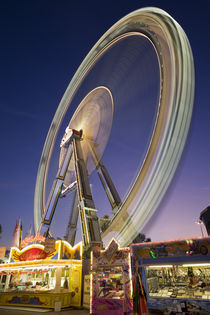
[13, 247, 54, 261]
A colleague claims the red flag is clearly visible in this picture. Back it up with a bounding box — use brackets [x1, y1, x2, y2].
[133, 270, 149, 315]
[138, 273, 149, 315]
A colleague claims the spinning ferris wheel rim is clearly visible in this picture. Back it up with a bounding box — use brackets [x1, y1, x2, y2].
[34, 7, 194, 246]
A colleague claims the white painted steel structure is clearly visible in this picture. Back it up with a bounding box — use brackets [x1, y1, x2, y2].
[34, 7, 194, 247]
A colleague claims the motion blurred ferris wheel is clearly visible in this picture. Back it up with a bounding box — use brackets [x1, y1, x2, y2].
[34, 7, 194, 248]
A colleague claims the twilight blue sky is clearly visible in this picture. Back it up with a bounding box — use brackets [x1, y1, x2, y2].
[0, 0, 210, 247]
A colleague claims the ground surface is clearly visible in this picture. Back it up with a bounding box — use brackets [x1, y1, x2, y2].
[0, 306, 90, 315]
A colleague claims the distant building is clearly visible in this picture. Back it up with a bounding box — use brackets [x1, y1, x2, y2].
[200, 206, 210, 235]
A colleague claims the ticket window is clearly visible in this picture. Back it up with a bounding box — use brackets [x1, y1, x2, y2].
[146, 264, 210, 299]
[96, 266, 124, 299]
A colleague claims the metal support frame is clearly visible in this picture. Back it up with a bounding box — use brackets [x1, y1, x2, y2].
[40, 129, 121, 250]
[73, 138, 102, 248]
[64, 190, 79, 246]
[42, 142, 74, 227]
[87, 140, 121, 210]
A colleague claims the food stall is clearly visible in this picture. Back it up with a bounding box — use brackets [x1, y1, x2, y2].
[90, 239, 133, 315]
[0, 238, 83, 310]
[131, 236, 210, 313]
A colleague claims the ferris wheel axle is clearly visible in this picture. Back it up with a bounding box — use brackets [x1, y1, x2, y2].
[60, 128, 83, 148]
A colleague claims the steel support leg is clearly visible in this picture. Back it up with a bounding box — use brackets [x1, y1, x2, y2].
[64, 190, 79, 246]
[87, 141, 121, 210]
[73, 138, 102, 248]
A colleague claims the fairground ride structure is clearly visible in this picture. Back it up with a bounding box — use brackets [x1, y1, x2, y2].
[34, 7, 194, 249]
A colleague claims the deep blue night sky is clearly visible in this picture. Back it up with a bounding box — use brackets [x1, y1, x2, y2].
[1, 0, 210, 247]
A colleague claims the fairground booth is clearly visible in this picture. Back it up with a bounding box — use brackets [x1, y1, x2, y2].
[131, 236, 210, 313]
[90, 239, 133, 315]
[0, 235, 82, 310]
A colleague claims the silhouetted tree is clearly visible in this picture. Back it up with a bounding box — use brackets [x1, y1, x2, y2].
[132, 233, 151, 243]
[100, 215, 111, 233]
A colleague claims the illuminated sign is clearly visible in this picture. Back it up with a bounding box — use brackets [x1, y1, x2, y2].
[102, 239, 119, 262]
[10, 240, 82, 263]
[21, 234, 45, 248]
[12, 247, 55, 261]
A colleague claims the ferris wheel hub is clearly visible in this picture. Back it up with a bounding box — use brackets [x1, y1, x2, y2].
[60, 128, 83, 148]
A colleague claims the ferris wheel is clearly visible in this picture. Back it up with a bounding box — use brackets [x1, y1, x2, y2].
[34, 7, 194, 248]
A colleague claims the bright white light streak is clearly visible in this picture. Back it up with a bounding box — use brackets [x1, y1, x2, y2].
[0, 263, 79, 271]
[128, 252, 133, 297]
[147, 265, 173, 268]
[182, 263, 210, 267]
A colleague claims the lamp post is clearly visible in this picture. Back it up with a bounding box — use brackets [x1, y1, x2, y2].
[195, 220, 204, 237]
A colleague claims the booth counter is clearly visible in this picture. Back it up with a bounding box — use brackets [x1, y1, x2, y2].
[0, 240, 83, 309]
[90, 239, 133, 315]
[131, 237, 210, 313]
